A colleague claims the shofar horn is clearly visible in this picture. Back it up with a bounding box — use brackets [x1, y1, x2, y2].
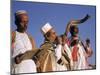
[65, 14, 90, 35]
[71, 14, 90, 25]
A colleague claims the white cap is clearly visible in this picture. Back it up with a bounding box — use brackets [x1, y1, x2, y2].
[15, 10, 27, 16]
[41, 22, 53, 34]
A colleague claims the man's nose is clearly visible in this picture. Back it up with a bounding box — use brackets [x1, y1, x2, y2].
[24, 20, 28, 24]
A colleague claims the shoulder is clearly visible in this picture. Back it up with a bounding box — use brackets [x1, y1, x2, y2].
[26, 32, 35, 41]
[26, 32, 37, 48]
[12, 31, 16, 36]
[40, 41, 53, 50]
[26, 33, 34, 39]
[11, 31, 16, 42]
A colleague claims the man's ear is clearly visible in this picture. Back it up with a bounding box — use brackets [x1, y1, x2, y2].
[45, 35, 49, 41]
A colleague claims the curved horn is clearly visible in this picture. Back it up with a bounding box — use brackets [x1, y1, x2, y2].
[65, 14, 90, 35]
[73, 14, 90, 24]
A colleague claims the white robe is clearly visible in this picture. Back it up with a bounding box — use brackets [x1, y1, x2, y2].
[70, 43, 88, 70]
[55, 44, 67, 71]
[12, 31, 36, 74]
[63, 44, 73, 68]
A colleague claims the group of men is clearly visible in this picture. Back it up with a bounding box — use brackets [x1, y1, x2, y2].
[11, 10, 93, 74]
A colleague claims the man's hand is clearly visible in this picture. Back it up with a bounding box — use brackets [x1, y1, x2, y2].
[14, 54, 23, 64]
[86, 38, 90, 47]
[56, 36, 62, 45]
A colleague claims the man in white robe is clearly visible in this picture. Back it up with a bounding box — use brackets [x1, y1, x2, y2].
[11, 10, 37, 74]
[68, 26, 93, 70]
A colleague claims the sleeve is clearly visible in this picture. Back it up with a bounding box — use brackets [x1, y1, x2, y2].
[64, 44, 73, 66]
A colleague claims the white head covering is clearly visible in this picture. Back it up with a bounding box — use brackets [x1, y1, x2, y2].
[41, 22, 53, 35]
[15, 10, 27, 16]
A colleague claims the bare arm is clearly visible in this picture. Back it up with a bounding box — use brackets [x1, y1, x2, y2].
[65, 14, 90, 36]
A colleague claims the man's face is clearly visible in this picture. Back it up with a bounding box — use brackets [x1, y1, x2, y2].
[74, 27, 79, 34]
[49, 29, 57, 42]
[70, 26, 79, 37]
[17, 14, 29, 32]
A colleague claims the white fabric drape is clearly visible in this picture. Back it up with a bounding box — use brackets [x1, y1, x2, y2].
[12, 31, 37, 74]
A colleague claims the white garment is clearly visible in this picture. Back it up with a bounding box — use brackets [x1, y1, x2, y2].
[63, 44, 73, 67]
[56, 64, 67, 71]
[12, 31, 32, 57]
[55, 44, 62, 61]
[14, 59, 36, 73]
[70, 44, 88, 70]
[77, 44, 88, 69]
[55, 44, 67, 71]
[12, 31, 37, 74]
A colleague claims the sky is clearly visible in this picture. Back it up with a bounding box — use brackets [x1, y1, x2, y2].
[11, 1, 96, 65]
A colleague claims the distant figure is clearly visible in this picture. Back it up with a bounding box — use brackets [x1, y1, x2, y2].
[84, 38, 93, 69]
[11, 10, 37, 74]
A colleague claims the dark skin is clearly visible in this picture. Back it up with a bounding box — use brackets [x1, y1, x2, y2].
[45, 28, 62, 45]
[65, 14, 90, 36]
[12, 13, 37, 64]
[16, 14, 29, 33]
[60, 35, 67, 46]
[85, 38, 93, 57]
[15, 14, 36, 48]
[65, 20, 78, 36]
[46, 29, 57, 43]
[70, 26, 93, 57]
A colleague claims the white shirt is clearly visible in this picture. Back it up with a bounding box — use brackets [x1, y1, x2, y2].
[12, 31, 36, 73]
[12, 31, 32, 58]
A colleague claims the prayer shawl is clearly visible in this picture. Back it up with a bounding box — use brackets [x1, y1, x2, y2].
[70, 43, 88, 70]
[55, 45, 69, 71]
[36, 41, 57, 72]
[60, 46, 71, 70]
[63, 44, 73, 69]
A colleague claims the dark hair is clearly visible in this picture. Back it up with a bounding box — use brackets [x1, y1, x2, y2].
[14, 14, 21, 27]
[71, 39, 79, 46]
[44, 31, 51, 41]
[86, 38, 90, 44]
[70, 26, 79, 36]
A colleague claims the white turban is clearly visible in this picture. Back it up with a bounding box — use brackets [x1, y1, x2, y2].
[41, 22, 53, 35]
[15, 10, 27, 16]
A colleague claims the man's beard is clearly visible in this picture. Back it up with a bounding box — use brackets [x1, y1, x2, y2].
[21, 26, 27, 32]
[18, 24, 28, 32]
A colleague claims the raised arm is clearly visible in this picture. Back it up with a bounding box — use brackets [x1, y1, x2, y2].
[64, 14, 90, 36]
